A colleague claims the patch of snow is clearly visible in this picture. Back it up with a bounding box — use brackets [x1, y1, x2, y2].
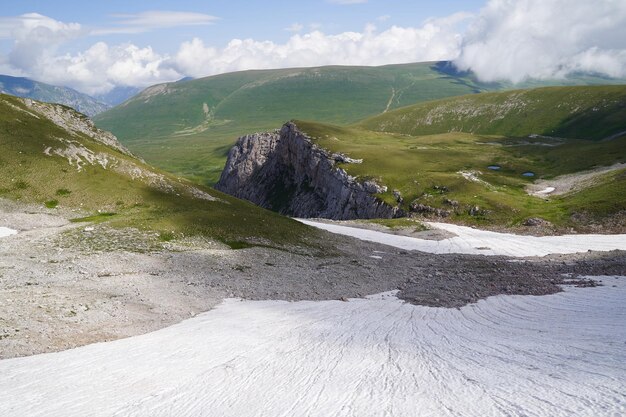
[299, 220, 626, 257]
[535, 186, 556, 195]
[0, 227, 17, 238]
[0, 279, 624, 416]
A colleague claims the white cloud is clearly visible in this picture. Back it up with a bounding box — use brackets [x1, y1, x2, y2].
[93, 11, 218, 35]
[454, 0, 626, 82]
[0, 13, 82, 40]
[37, 42, 181, 95]
[0, 12, 215, 94]
[1, 13, 467, 95]
[377, 15, 391, 22]
[174, 21, 465, 78]
[0, 13, 83, 71]
[2, 2, 625, 96]
[284, 23, 304, 33]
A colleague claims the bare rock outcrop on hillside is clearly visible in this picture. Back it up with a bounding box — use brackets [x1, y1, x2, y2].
[216, 122, 402, 219]
[22, 98, 132, 156]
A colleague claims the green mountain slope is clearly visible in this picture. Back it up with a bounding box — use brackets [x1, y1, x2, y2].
[94, 62, 626, 185]
[291, 85, 626, 230]
[0, 75, 109, 117]
[359, 85, 626, 140]
[0, 94, 312, 248]
[95, 63, 485, 138]
[94, 62, 489, 183]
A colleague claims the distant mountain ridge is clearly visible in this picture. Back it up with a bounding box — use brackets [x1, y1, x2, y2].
[0, 75, 109, 117]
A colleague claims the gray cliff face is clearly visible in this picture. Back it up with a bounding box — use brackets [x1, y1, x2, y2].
[216, 122, 402, 220]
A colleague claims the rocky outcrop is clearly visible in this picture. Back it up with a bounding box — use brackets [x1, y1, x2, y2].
[216, 122, 403, 219]
[22, 98, 132, 156]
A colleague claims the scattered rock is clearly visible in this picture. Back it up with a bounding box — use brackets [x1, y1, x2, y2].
[443, 198, 460, 208]
[523, 217, 552, 227]
[468, 206, 481, 216]
[409, 202, 450, 217]
[362, 180, 388, 194]
[332, 153, 363, 164]
[393, 190, 404, 204]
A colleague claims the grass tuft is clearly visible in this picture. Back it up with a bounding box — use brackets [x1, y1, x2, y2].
[44, 199, 58, 208]
[55, 188, 72, 196]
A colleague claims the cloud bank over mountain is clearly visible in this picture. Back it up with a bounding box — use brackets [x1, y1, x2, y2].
[0, 0, 624, 95]
[454, 0, 626, 82]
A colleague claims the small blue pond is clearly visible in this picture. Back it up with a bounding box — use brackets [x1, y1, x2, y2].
[522, 171, 535, 177]
[487, 165, 501, 171]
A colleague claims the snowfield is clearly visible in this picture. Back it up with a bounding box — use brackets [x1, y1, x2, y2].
[298, 219, 626, 257]
[0, 227, 17, 238]
[0, 278, 625, 417]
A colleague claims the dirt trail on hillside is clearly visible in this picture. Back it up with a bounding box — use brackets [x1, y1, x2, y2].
[1, 198, 624, 359]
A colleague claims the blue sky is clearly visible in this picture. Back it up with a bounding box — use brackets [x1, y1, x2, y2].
[1, 0, 484, 52]
[0, 0, 623, 95]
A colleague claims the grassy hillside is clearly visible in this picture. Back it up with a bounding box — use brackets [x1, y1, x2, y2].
[359, 85, 626, 140]
[293, 86, 626, 230]
[0, 94, 314, 248]
[95, 62, 491, 184]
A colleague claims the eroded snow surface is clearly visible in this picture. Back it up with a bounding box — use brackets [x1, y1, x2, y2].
[0, 278, 625, 417]
[299, 219, 626, 257]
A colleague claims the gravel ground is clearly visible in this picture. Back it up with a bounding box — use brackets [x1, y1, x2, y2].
[1, 199, 624, 359]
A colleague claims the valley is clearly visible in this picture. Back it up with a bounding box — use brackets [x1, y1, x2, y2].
[213, 84, 626, 232]
[1, 51, 625, 416]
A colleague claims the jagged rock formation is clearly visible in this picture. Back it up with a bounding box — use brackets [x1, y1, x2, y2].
[216, 122, 403, 219]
